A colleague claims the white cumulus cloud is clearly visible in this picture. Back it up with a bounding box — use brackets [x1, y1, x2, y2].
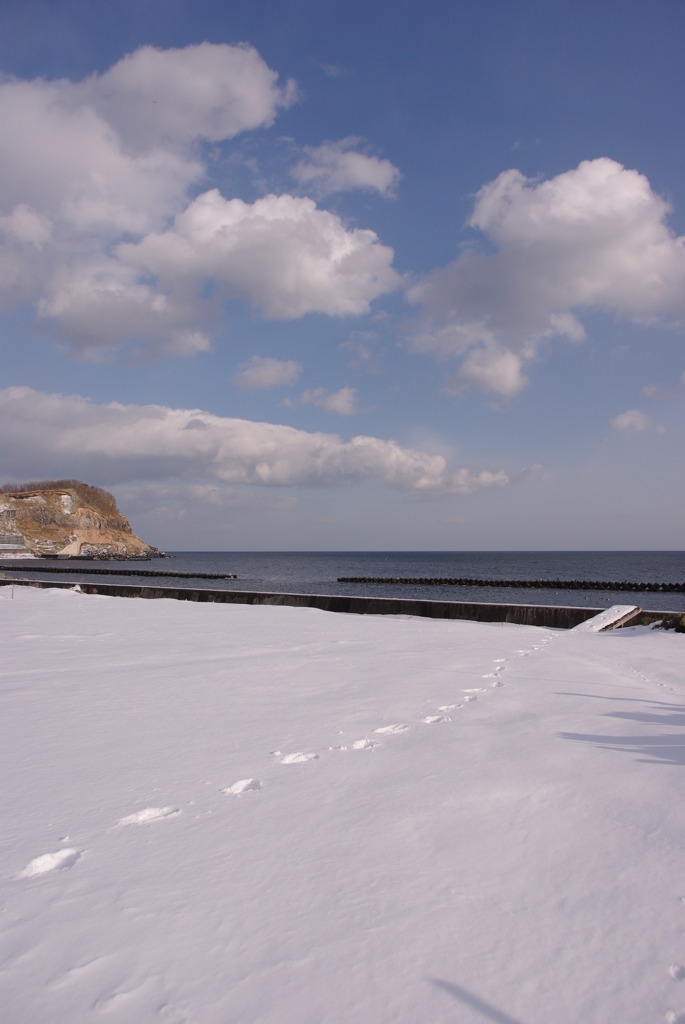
[36, 258, 212, 360]
[0, 75, 203, 236]
[80, 42, 297, 153]
[0, 46, 397, 359]
[408, 158, 685, 395]
[0, 387, 507, 497]
[118, 190, 399, 320]
[292, 138, 401, 198]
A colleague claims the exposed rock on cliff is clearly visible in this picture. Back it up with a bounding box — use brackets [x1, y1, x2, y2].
[0, 481, 159, 559]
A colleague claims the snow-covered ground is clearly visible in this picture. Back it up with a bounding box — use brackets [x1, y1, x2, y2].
[2, 586, 684, 1024]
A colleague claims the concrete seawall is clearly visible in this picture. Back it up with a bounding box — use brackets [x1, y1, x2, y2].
[0, 576, 653, 629]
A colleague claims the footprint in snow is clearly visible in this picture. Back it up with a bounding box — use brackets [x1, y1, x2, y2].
[484, 665, 504, 676]
[463, 687, 486, 694]
[117, 807, 180, 826]
[422, 715, 450, 724]
[351, 738, 377, 750]
[462, 695, 479, 703]
[330, 739, 377, 751]
[374, 724, 409, 735]
[665, 1012, 685, 1023]
[222, 779, 263, 796]
[18, 848, 81, 878]
[670, 964, 685, 981]
[278, 752, 318, 765]
[438, 704, 461, 712]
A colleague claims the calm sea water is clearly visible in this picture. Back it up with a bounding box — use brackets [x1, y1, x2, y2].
[7, 551, 685, 612]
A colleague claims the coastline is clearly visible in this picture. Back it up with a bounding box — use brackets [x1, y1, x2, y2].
[2, 547, 684, 614]
[2, 574, 673, 629]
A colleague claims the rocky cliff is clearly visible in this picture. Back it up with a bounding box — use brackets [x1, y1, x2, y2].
[0, 481, 159, 559]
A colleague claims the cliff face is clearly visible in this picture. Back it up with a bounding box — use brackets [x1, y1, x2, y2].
[0, 482, 158, 559]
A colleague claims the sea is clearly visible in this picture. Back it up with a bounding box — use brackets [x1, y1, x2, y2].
[3, 551, 685, 612]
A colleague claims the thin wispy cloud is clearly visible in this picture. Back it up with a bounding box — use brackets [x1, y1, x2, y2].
[233, 357, 302, 391]
[610, 409, 651, 432]
[292, 137, 401, 198]
[299, 386, 359, 415]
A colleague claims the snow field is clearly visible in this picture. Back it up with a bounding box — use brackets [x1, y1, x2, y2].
[1, 585, 685, 1023]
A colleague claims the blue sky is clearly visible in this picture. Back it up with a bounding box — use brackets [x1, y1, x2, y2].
[0, 0, 683, 550]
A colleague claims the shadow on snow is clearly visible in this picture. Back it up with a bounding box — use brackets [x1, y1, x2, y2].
[558, 693, 685, 766]
[429, 978, 524, 1024]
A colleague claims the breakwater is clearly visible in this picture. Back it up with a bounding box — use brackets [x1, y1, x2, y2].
[338, 576, 685, 593]
[0, 577, 664, 629]
[0, 564, 236, 580]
